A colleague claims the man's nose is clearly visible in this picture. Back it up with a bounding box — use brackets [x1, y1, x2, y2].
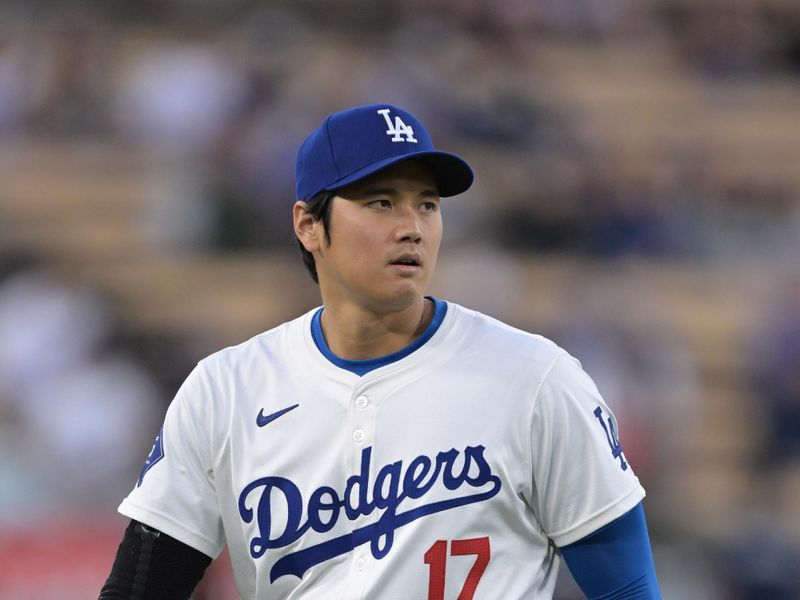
[395, 211, 422, 243]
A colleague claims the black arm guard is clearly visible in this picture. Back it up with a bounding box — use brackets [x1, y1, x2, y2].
[99, 520, 212, 600]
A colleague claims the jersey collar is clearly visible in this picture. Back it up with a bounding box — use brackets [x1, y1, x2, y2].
[310, 297, 448, 376]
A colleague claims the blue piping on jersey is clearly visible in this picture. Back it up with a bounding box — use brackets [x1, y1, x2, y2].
[311, 297, 447, 376]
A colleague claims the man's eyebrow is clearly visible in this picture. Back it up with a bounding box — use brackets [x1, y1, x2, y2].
[362, 186, 439, 197]
[362, 186, 396, 196]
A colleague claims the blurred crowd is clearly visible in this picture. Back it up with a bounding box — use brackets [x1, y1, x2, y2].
[0, 255, 161, 515]
[0, 0, 799, 598]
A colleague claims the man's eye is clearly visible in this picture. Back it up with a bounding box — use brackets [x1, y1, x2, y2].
[370, 199, 392, 208]
[421, 201, 439, 212]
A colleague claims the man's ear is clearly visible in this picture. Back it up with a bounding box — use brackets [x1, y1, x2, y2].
[293, 201, 320, 253]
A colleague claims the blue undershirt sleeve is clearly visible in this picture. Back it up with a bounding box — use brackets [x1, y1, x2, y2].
[560, 502, 662, 600]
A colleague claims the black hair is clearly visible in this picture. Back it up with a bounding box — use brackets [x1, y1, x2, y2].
[296, 190, 335, 284]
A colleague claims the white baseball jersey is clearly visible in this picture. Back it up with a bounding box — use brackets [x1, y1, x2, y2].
[120, 300, 644, 599]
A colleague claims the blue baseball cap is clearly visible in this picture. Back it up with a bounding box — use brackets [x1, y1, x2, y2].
[296, 104, 473, 201]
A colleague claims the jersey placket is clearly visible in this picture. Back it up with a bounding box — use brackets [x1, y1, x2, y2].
[343, 385, 379, 599]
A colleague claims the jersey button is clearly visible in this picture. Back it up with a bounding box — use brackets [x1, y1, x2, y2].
[353, 429, 366, 443]
[356, 558, 366, 572]
[355, 395, 369, 409]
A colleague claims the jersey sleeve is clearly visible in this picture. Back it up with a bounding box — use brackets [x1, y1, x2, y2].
[118, 363, 225, 559]
[530, 352, 645, 548]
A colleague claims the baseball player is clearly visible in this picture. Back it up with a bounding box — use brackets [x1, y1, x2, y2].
[100, 104, 661, 599]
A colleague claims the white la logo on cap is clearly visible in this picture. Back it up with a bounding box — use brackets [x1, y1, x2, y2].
[377, 108, 417, 143]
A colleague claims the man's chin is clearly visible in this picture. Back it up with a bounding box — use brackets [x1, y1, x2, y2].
[367, 284, 427, 314]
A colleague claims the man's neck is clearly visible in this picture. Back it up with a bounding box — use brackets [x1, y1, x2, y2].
[319, 297, 434, 361]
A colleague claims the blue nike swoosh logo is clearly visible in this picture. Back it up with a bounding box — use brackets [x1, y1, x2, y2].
[257, 404, 300, 427]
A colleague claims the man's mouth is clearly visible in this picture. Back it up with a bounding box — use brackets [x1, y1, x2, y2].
[389, 255, 422, 267]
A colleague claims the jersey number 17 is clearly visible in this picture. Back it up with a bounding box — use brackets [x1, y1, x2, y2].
[424, 537, 490, 600]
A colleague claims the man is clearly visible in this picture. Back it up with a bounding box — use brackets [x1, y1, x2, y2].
[100, 104, 661, 599]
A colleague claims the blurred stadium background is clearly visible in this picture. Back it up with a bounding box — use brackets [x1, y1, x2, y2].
[0, 0, 799, 598]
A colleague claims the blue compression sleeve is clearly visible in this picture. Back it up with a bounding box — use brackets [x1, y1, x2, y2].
[560, 502, 662, 600]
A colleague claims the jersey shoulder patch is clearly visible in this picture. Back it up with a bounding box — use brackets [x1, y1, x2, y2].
[593, 407, 629, 471]
[137, 427, 165, 487]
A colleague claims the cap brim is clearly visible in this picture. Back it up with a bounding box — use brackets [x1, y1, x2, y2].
[324, 150, 473, 198]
